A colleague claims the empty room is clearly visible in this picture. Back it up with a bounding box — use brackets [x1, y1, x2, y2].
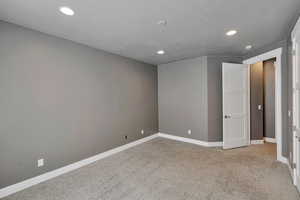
[0, 1, 300, 200]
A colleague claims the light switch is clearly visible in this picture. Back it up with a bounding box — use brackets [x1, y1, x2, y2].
[38, 159, 44, 167]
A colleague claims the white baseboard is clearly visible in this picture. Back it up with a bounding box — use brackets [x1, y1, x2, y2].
[158, 133, 223, 147]
[250, 140, 264, 144]
[277, 156, 289, 165]
[287, 161, 295, 183]
[0, 133, 159, 199]
[264, 137, 276, 143]
[206, 141, 223, 147]
[0, 132, 287, 198]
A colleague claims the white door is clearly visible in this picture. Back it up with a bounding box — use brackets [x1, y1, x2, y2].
[222, 63, 250, 149]
[292, 27, 300, 191]
[295, 129, 300, 192]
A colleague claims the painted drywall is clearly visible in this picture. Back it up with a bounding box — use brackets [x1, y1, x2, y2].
[206, 56, 243, 142]
[264, 59, 276, 139]
[158, 55, 243, 142]
[250, 62, 264, 140]
[158, 57, 208, 141]
[0, 21, 158, 189]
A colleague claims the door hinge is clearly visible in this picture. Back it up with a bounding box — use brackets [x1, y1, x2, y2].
[293, 125, 297, 132]
[292, 162, 296, 169]
[294, 82, 300, 91]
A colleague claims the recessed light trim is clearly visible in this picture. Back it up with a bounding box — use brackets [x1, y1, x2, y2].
[157, 50, 165, 55]
[245, 45, 252, 50]
[59, 7, 74, 16]
[157, 20, 167, 26]
[226, 30, 237, 36]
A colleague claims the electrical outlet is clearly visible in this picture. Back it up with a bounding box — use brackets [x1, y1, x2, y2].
[37, 159, 44, 167]
[188, 129, 192, 135]
[141, 129, 144, 135]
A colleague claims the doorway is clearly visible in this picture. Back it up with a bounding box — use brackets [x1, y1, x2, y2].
[243, 48, 283, 163]
[250, 59, 276, 145]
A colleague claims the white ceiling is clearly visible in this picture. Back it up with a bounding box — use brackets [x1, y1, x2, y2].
[0, 0, 299, 65]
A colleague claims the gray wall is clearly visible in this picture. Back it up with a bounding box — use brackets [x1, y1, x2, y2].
[264, 60, 276, 139]
[0, 21, 158, 189]
[158, 55, 243, 142]
[250, 62, 264, 140]
[249, 60, 276, 140]
[206, 56, 243, 142]
[158, 57, 208, 141]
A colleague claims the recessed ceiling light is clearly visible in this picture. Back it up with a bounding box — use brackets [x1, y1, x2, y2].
[245, 45, 252, 50]
[157, 50, 165, 55]
[226, 30, 237, 36]
[157, 20, 167, 26]
[59, 7, 74, 16]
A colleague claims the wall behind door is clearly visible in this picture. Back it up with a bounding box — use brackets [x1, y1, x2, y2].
[264, 59, 276, 139]
[250, 62, 264, 140]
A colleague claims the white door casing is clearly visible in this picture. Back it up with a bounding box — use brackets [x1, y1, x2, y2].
[243, 48, 283, 163]
[222, 63, 250, 149]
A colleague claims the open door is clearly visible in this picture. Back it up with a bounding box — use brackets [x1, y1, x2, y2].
[292, 22, 300, 191]
[295, 130, 300, 192]
[222, 63, 250, 149]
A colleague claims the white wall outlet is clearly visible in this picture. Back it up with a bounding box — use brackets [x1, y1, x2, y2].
[188, 129, 192, 135]
[37, 159, 44, 167]
[288, 110, 291, 117]
[141, 129, 144, 135]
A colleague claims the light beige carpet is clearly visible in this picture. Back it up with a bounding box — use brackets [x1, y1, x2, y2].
[3, 138, 299, 200]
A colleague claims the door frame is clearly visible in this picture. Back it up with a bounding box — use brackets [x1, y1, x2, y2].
[243, 48, 283, 163]
[291, 16, 300, 187]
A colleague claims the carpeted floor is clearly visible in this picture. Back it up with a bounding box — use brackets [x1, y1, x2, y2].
[3, 138, 300, 200]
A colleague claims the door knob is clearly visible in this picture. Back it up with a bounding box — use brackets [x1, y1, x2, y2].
[224, 115, 231, 119]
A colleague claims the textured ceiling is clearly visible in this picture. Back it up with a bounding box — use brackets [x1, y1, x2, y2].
[0, 0, 299, 64]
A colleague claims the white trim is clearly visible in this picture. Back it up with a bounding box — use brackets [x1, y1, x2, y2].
[206, 141, 224, 147]
[0, 133, 224, 198]
[264, 137, 277, 143]
[291, 16, 300, 39]
[243, 48, 282, 65]
[247, 65, 251, 146]
[0, 131, 292, 198]
[292, 16, 300, 188]
[158, 133, 223, 147]
[278, 156, 289, 165]
[250, 140, 264, 145]
[243, 48, 283, 163]
[287, 161, 295, 182]
[0, 134, 159, 199]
